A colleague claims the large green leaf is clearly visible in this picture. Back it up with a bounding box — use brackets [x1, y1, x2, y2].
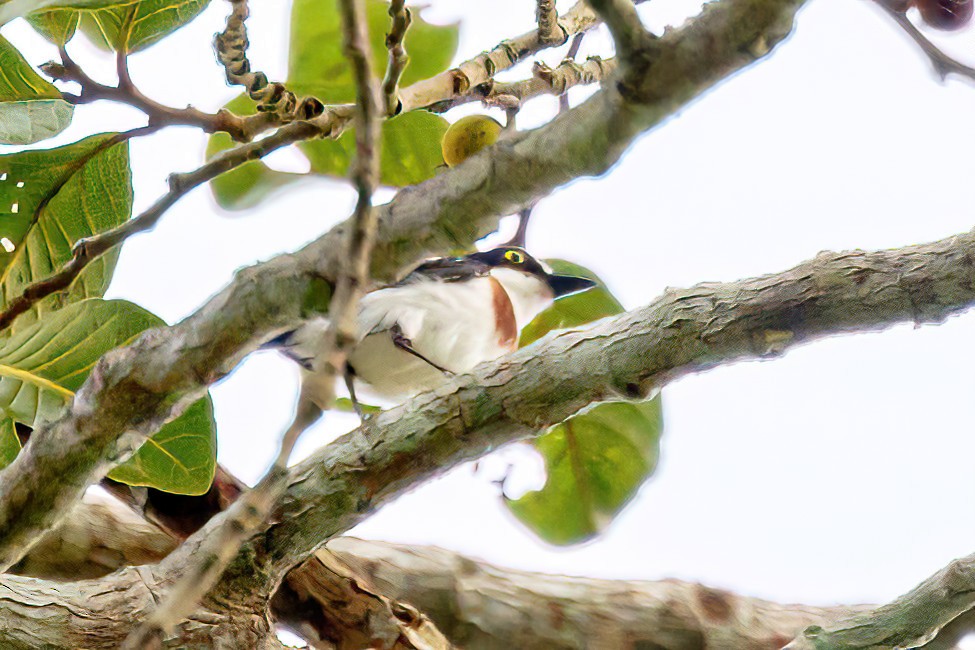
[0, 0, 61, 27]
[0, 35, 73, 144]
[207, 0, 458, 210]
[508, 260, 664, 544]
[26, 0, 210, 52]
[507, 398, 663, 545]
[0, 298, 217, 494]
[520, 260, 624, 348]
[107, 398, 216, 492]
[0, 133, 131, 331]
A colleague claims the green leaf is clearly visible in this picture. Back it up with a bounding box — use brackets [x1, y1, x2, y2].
[301, 110, 449, 187]
[0, 417, 19, 469]
[0, 298, 217, 494]
[27, 0, 211, 52]
[0, 0, 62, 27]
[207, 0, 458, 210]
[107, 398, 216, 495]
[508, 259, 663, 545]
[520, 260, 624, 347]
[289, 0, 458, 102]
[0, 133, 132, 330]
[507, 398, 664, 545]
[0, 35, 74, 144]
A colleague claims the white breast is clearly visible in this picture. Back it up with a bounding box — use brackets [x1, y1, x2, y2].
[283, 271, 556, 403]
[348, 277, 514, 400]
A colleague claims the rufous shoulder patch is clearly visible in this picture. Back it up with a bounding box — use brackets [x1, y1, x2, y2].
[489, 276, 518, 350]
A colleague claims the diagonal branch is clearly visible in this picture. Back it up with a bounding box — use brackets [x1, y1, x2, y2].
[228, 228, 975, 588]
[786, 551, 975, 649]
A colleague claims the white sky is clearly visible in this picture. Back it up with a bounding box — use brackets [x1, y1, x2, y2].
[3, 0, 975, 625]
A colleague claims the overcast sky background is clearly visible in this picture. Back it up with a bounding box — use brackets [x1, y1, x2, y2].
[3, 0, 975, 628]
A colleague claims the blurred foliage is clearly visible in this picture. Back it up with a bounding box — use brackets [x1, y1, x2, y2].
[207, 0, 458, 210]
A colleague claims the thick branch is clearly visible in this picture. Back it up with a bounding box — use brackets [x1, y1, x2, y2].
[238, 229, 975, 585]
[5, 496, 865, 650]
[329, 538, 871, 649]
[0, 0, 806, 574]
[786, 552, 975, 649]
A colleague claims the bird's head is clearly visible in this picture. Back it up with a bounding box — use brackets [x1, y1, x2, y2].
[466, 246, 596, 326]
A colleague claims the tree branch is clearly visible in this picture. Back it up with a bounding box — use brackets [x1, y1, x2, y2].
[477, 57, 616, 110]
[382, 0, 411, 116]
[214, 0, 325, 128]
[42, 46, 265, 141]
[536, 0, 567, 45]
[0, 0, 806, 575]
[227, 228, 975, 588]
[4, 496, 867, 650]
[587, 0, 654, 62]
[872, 0, 975, 82]
[328, 538, 871, 649]
[399, 0, 648, 111]
[786, 551, 975, 649]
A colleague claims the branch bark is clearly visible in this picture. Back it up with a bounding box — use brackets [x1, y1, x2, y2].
[785, 551, 975, 649]
[221, 228, 975, 592]
[328, 538, 871, 650]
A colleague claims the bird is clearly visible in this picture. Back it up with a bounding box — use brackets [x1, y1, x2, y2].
[266, 245, 596, 410]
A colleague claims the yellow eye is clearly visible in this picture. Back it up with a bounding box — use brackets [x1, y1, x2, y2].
[504, 250, 524, 264]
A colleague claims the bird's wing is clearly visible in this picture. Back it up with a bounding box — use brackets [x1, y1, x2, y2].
[395, 256, 491, 285]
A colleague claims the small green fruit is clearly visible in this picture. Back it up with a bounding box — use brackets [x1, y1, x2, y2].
[441, 115, 503, 167]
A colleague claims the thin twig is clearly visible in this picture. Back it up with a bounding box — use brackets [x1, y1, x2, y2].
[435, 55, 616, 114]
[586, 0, 654, 62]
[536, 0, 567, 44]
[0, 112, 350, 334]
[122, 3, 382, 642]
[559, 32, 586, 112]
[44, 46, 261, 141]
[505, 206, 534, 247]
[214, 0, 324, 126]
[873, 0, 975, 82]
[303, 0, 384, 413]
[382, 0, 411, 116]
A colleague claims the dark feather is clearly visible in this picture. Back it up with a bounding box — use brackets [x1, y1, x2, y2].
[395, 256, 491, 285]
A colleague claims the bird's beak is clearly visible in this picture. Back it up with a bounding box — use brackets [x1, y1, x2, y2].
[546, 274, 597, 298]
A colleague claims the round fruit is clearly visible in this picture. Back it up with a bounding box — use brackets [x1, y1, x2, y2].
[441, 115, 503, 167]
[916, 0, 972, 29]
